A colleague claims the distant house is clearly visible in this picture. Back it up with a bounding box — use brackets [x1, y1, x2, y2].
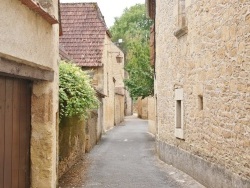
[0, 0, 60, 187]
[60, 3, 125, 132]
[147, 0, 250, 187]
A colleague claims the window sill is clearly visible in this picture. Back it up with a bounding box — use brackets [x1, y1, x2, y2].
[174, 26, 188, 39]
[175, 128, 184, 140]
[20, 0, 58, 24]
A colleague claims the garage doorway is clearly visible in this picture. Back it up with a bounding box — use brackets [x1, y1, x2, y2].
[0, 76, 31, 188]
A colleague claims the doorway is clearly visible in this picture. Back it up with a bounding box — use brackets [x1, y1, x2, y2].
[0, 76, 31, 188]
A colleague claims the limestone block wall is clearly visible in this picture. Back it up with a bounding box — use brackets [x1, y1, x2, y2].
[155, 0, 250, 181]
[148, 96, 156, 135]
[125, 89, 133, 116]
[102, 36, 114, 131]
[83, 67, 104, 143]
[137, 97, 149, 119]
[85, 110, 98, 153]
[102, 35, 125, 131]
[0, 0, 59, 187]
[112, 41, 125, 125]
[58, 116, 85, 179]
[91, 67, 104, 94]
[97, 99, 104, 142]
[114, 94, 125, 125]
[124, 69, 133, 116]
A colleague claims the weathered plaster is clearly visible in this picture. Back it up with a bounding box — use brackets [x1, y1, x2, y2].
[0, 0, 59, 69]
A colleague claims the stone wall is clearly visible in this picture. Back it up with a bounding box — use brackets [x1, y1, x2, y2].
[124, 67, 133, 116]
[125, 89, 133, 116]
[112, 40, 125, 125]
[155, 0, 250, 185]
[137, 97, 149, 119]
[102, 36, 125, 131]
[85, 111, 98, 153]
[114, 94, 125, 125]
[96, 99, 104, 142]
[58, 116, 85, 179]
[0, 0, 59, 187]
[148, 97, 156, 135]
[90, 66, 104, 94]
[58, 111, 100, 179]
[82, 67, 104, 145]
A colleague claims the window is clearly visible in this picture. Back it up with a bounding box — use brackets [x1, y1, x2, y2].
[174, 0, 188, 38]
[176, 100, 182, 128]
[198, 95, 203, 111]
[175, 88, 184, 139]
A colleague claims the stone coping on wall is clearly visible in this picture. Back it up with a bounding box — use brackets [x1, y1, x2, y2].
[19, 0, 58, 24]
[156, 140, 250, 188]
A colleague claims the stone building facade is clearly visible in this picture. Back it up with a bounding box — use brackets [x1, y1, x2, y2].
[102, 35, 125, 129]
[147, 0, 250, 187]
[110, 41, 125, 126]
[125, 89, 133, 116]
[0, 0, 59, 187]
[137, 97, 149, 119]
[147, 97, 156, 135]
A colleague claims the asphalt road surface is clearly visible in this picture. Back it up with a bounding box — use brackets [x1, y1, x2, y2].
[59, 115, 204, 188]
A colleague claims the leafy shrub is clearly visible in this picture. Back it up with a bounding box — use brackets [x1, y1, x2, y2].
[59, 61, 99, 120]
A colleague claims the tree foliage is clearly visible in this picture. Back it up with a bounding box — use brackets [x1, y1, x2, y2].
[110, 4, 154, 100]
[59, 61, 99, 120]
[124, 42, 154, 99]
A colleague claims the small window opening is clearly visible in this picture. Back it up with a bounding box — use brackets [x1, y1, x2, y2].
[198, 95, 203, 111]
[175, 88, 184, 139]
[176, 100, 182, 128]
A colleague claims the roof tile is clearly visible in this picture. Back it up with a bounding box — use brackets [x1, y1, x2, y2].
[59, 3, 108, 67]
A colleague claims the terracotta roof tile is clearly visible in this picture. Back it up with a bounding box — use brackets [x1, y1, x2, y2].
[59, 3, 108, 67]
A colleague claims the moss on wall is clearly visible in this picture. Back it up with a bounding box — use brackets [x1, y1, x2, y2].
[58, 115, 85, 178]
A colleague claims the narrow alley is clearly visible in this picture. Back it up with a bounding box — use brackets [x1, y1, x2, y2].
[1, 1, 249, 187]
[59, 116, 204, 188]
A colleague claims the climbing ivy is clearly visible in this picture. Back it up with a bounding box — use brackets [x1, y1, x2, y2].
[59, 61, 99, 120]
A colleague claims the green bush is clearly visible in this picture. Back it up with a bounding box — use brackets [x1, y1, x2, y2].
[59, 61, 99, 120]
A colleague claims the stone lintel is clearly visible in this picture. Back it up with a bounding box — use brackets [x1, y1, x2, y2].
[0, 57, 54, 81]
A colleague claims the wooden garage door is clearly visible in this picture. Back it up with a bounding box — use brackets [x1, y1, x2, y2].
[0, 76, 31, 188]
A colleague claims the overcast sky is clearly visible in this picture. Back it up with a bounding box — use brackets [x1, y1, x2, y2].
[60, 0, 145, 28]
